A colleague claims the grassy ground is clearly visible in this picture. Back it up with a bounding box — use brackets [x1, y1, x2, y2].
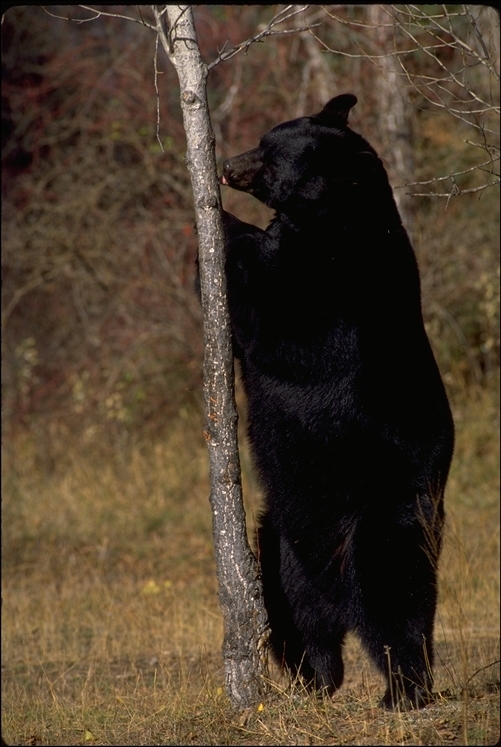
[2, 386, 499, 746]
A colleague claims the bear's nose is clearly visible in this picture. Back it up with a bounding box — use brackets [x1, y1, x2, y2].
[220, 160, 233, 185]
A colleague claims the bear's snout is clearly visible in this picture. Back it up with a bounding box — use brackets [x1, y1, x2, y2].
[221, 158, 244, 187]
[220, 148, 263, 192]
[220, 160, 233, 186]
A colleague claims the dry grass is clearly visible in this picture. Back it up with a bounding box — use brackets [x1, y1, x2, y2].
[2, 387, 499, 746]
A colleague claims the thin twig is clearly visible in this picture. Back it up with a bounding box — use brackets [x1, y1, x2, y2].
[463, 658, 501, 688]
[408, 179, 500, 198]
[207, 5, 320, 70]
[43, 4, 156, 30]
[151, 5, 175, 62]
[404, 156, 500, 187]
[153, 34, 164, 153]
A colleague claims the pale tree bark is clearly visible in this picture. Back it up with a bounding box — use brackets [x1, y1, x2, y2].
[152, 5, 269, 709]
[294, 8, 333, 115]
[368, 4, 415, 235]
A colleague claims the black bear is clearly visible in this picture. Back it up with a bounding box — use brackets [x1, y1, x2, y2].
[219, 94, 454, 709]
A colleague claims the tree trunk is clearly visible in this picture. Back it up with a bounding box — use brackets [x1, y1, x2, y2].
[369, 4, 415, 236]
[294, 9, 333, 115]
[153, 5, 269, 708]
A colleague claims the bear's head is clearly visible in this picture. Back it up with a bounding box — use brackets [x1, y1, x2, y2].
[220, 94, 382, 215]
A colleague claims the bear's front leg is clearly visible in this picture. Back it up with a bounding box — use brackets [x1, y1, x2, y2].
[222, 209, 265, 248]
[222, 211, 273, 358]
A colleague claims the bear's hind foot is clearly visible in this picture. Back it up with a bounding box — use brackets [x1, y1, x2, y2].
[380, 684, 435, 711]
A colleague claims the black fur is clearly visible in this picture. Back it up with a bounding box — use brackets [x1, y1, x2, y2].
[219, 94, 454, 709]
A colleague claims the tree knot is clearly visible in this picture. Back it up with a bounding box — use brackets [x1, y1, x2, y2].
[181, 90, 198, 105]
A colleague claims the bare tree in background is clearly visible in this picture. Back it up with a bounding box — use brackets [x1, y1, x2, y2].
[295, 5, 416, 231]
[315, 4, 500, 201]
[368, 4, 415, 232]
[293, 7, 333, 116]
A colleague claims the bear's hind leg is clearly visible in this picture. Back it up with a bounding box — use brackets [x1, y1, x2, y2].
[354, 501, 441, 709]
[279, 554, 347, 693]
[257, 514, 309, 680]
[258, 514, 346, 695]
[301, 633, 346, 695]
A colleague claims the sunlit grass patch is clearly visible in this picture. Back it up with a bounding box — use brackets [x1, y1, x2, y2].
[2, 390, 499, 745]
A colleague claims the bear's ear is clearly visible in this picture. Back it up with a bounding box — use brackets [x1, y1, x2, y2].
[315, 94, 358, 128]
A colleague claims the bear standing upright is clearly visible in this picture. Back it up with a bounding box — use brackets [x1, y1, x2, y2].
[219, 94, 454, 709]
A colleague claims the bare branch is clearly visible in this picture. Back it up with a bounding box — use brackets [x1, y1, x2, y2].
[153, 35, 164, 153]
[316, 4, 500, 197]
[79, 4, 156, 30]
[43, 4, 156, 30]
[408, 179, 500, 199]
[207, 5, 320, 71]
[402, 155, 500, 188]
[463, 5, 500, 80]
[393, 13, 494, 112]
[151, 5, 176, 61]
[42, 5, 100, 23]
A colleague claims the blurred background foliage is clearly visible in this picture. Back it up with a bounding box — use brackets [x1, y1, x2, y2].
[2, 4, 499, 462]
[1, 8, 499, 743]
